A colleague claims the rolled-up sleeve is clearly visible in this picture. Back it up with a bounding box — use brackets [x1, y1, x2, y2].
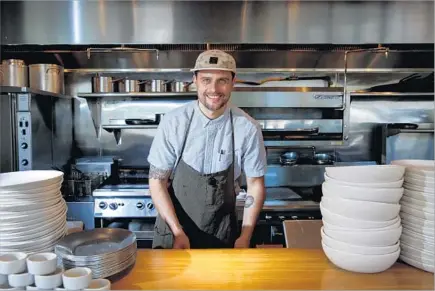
[242, 124, 267, 177]
[147, 116, 177, 170]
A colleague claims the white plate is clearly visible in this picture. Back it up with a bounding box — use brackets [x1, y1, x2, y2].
[403, 189, 434, 204]
[0, 171, 63, 191]
[325, 165, 405, 184]
[0, 183, 62, 196]
[399, 254, 434, 273]
[0, 200, 66, 223]
[401, 203, 434, 221]
[391, 159, 435, 170]
[0, 213, 66, 241]
[403, 182, 434, 194]
[400, 211, 434, 228]
[0, 196, 62, 212]
[400, 196, 434, 213]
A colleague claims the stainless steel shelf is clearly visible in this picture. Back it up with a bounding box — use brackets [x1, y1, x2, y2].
[77, 92, 197, 98]
[350, 91, 434, 97]
[0, 86, 72, 99]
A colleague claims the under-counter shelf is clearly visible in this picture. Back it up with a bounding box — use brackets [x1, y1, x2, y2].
[77, 92, 197, 98]
[0, 85, 72, 99]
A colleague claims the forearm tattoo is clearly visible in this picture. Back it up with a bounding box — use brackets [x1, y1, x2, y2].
[149, 165, 172, 180]
[244, 195, 255, 208]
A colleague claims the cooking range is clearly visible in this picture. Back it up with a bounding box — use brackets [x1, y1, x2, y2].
[93, 167, 157, 218]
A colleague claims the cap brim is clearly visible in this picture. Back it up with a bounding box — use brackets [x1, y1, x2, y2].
[190, 67, 236, 73]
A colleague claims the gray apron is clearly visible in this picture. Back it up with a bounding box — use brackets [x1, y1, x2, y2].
[152, 109, 238, 249]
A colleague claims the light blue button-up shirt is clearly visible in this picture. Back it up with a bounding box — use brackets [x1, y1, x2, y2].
[147, 101, 267, 186]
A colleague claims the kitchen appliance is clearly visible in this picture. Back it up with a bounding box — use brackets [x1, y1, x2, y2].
[0, 59, 28, 87]
[231, 87, 346, 147]
[378, 122, 434, 164]
[0, 86, 72, 172]
[29, 64, 65, 94]
[92, 166, 156, 244]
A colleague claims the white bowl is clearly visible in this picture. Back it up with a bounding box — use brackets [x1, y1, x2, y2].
[324, 173, 404, 188]
[322, 218, 401, 232]
[85, 279, 111, 290]
[322, 182, 404, 204]
[321, 196, 401, 221]
[26, 253, 57, 275]
[322, 242, 400, 273]
[323, 224, 402, 247]
[34, 267, 63, 289]
[325, 165, 405, 184]
[320, 203, 399, 229]
[0, 253, 27, 275]
[62, 267, 92, 290]
[321, 227, 400, 255]
[7, 272, 33, 288]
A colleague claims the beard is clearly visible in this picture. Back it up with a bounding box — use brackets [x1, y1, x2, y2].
[199, 92, 229, 112]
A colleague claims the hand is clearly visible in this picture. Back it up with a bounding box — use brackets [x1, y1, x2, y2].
[234, 235, 251, 248]
[173, 231, 190, 249]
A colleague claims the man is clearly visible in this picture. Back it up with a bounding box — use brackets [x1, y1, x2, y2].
[147, 49, 267, 249]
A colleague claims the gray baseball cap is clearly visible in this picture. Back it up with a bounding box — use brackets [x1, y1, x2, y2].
[191, 50, 236, 73]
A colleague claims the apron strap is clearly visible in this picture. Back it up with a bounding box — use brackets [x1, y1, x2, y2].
[170, 106, 195, 181]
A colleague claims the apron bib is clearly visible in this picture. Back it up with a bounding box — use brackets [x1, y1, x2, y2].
[152, 109, 238, 249]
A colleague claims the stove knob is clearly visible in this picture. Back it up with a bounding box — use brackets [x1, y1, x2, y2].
[98, 202, 107, 210]
[109, 203, 118, 210]
[136, 202, 145, 210]
[146, 202, 154, 210]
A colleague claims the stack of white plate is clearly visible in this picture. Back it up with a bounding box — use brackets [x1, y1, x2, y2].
[391, 160, 434, 273]
[55, 228, 137, 279]
[320, 165, 406, 273]
[0, 170, 67, 254]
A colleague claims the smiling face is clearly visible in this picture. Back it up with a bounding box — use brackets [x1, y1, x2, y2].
[193, 69, 235, 117]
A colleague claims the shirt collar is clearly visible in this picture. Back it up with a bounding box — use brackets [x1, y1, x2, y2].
[194, 101, 230, 128]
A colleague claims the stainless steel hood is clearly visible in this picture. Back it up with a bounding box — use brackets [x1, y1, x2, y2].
[1, 1, 433, 45]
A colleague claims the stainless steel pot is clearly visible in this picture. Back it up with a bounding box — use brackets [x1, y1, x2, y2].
[314, 153, 334, 165]
[150, 80, 167, 92]
[0, 59, 28, 87]
[280, 152, 299, 166]
[92, 76, 114, 93]
[167, 81, 189, 92]
[29, 64, 64, 94]
[118, 79, 141, 93]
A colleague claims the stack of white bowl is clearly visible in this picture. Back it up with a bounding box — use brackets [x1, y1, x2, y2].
[320, 165, 406, 273]
[391, 160, 434, 273]
[0, 170, 67, 254]
[0, 251, 111, 290]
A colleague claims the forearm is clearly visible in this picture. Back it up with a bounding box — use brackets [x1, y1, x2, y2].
[240, 177, 266, 239]
[149, 166, 183, 236]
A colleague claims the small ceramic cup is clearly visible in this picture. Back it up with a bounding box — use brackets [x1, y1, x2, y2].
[34, 266, 63, 289]
[85, 278, 111, 290]
[0, 253, 27, 275]
[62, 267, 92, 290]
[8, 271, 34, 287]
[26, 253, 57, 275]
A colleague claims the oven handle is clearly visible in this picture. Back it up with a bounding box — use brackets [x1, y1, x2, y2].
[282, 127, 320, 135]
[386, 123, 434, 137]
[125, 114, 162, 126]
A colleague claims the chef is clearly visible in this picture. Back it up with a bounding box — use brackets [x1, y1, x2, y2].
[147, 50, 267, 249]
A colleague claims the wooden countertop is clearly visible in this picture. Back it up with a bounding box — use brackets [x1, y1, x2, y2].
[111, 249, 434, 290]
